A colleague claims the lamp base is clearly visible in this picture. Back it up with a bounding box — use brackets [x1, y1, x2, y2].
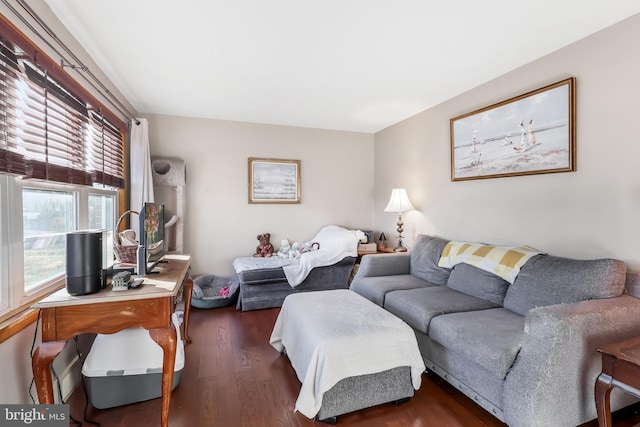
[394, 246, 408, 252]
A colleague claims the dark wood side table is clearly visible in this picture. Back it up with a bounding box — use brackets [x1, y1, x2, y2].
[356, 248, 396, 262]
[595, 335, 640, 427]
[32, 254, 193, 427]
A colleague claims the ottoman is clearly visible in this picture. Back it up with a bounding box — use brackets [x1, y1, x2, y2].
[270, 289, 425, 423]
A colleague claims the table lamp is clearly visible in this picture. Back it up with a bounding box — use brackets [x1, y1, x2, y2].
[384, 188, 415, 252]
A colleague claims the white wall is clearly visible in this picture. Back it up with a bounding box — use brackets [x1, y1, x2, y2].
[145, 114, 374, 276]
[374, 13, 640, 271]
[0, 323, 37, 403]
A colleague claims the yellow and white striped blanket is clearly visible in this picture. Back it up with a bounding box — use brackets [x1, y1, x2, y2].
[438, 241, 542, 284]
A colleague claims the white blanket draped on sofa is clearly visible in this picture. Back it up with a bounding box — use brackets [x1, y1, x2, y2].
[282, 225, 362, 287]
[232, 225, 362, 288]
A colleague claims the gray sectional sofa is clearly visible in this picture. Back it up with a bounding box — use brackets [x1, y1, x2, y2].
[350, 234, 640, 427]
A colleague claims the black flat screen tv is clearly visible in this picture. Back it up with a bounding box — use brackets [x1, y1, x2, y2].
[139, 202, 166, 274]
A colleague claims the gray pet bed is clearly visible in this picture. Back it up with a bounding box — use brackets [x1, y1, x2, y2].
[192, 274, 240, 309]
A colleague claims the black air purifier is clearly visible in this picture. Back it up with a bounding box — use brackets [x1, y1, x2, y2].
[66, 230, 111, 296]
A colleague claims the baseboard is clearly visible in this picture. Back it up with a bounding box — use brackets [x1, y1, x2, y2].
[52, 355, 81, 404]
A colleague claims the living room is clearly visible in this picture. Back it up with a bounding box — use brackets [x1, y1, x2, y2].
[138, 7, 640, 279]
[1, 1, 640, 426]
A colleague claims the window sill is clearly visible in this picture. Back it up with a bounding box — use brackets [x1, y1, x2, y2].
[0, 282, 65, 344]
[0, 307, 39, 344]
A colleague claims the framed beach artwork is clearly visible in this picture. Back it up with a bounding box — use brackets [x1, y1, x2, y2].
[450, 77, 576, 181]
[248, 158, 301, 204]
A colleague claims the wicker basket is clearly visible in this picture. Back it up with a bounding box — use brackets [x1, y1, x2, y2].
[114, 210, 139, 264]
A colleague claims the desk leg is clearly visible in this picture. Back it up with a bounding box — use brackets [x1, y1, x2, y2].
[149, 326, 177, 427]
[32, 341, 67, 404]
[182, 277, 193, 343]
[595, 372, 613, 427]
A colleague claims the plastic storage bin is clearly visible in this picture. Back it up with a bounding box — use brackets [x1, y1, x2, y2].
[82, 313, 185, 409]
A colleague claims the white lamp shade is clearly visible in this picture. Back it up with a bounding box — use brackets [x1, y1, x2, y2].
[384, 188, 415, 213]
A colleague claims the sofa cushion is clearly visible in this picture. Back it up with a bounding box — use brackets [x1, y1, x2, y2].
[350, 274, 435, 307]
[626, 272, 640, 298]
[410, 235, 452, 285]
[503, 255, 627, 316]
[384, 286, 498, 334]
[238, 267, 286, 285]
[429, 308, 526, 380]
[446, 263, 510, 306]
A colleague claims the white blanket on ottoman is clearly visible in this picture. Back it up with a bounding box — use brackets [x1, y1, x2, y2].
[269, 289, 425, 418]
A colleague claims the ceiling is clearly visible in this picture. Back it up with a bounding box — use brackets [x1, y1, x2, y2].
[44, 1, 640, 133]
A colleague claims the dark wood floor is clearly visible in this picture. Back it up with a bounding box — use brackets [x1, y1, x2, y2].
[68, 305, 640, 427]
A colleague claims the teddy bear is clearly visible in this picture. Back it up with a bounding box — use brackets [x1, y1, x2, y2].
[289, 241, 302, 259]
[254, 233, 274, 257]
[276, 239, 291, 258]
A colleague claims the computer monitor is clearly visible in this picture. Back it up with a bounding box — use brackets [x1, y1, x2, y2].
[138, 202, 165, 274]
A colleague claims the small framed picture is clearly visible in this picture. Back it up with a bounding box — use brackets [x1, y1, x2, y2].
[248, 158, 301, 204]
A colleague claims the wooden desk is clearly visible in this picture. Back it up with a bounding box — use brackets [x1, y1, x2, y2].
[32, 254, 193, 427]
[595, 335, 640, 427]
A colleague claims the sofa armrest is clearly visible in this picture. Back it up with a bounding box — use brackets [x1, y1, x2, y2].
[294, 256, 356, 290]
[355, 253, 411, 277]
[503, 295, 640, 427]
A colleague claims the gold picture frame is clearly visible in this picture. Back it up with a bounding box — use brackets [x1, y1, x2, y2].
[450, 77, 576, 181]
[248, 158, 301, 204]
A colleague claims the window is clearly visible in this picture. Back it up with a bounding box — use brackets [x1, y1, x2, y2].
[22, 187, 75, 291]
[0, 17, 126, 321]
[0, 179, 7, 312]
[0, 44, 125, 187]
[0, 18, 127, 188]
[88, 193, 116, 230]
[0, 177, 117, 319]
